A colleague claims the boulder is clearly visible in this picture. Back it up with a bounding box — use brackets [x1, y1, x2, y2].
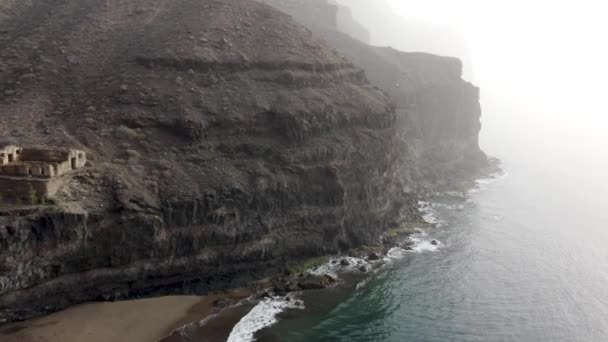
[367, 252, 381, 261]
[297, 274, 337, 290]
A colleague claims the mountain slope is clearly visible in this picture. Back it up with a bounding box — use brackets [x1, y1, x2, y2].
[0, 0, 409, 322]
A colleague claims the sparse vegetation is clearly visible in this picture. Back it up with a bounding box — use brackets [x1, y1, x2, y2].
[287, 256, 330, 275]
[348, 245, 384, 258]
[116, 125, 145, 140]
[385, 222, 422, 238]
[28, 184, 38, 206]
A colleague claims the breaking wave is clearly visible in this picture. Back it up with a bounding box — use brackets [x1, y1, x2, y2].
[227, 296, 304, 342]
[410, 234, 441, 252]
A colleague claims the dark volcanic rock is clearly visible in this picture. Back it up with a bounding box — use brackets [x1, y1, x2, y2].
[297, 274, 337, 290]
[0, 0, 487, 323]
[0, 0, 404, 322]
[272, 273, 336, 294]
[367, 252, 381, 261]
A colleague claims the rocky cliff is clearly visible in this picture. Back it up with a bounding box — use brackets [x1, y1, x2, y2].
[0, 0, 486, 322]
[259, 0, 487, 189]
[334, 2, 371, 44]
[333, 0, 475, 81]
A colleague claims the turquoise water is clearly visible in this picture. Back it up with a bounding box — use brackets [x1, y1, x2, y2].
[260, 159, 608, 341]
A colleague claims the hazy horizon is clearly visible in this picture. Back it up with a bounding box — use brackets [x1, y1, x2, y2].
[272, 4, 608, 340]
[339, 0, 608, 196]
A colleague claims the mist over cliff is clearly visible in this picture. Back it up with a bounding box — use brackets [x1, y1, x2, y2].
[333, 0, 474, 81]
[260, 0, 488, 187]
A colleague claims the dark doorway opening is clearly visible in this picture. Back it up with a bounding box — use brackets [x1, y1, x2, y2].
[71, 157, 77, 170]
[8, 154, 14, 163]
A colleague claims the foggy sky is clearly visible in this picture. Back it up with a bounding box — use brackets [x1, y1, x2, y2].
[338, 0, 608, 193]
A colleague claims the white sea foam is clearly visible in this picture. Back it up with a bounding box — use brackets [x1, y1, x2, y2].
[308, 256, 369, 278]
[417, 201, 445, 227]
[429, 202, 466, 211]
[385, 247, 409, 259]
[469, 170, 509, 194]
[355, 278, 370, 290]
[442, 190, 467, 198]
[227, 297, 304, 342]
[410, 235, 441, 252]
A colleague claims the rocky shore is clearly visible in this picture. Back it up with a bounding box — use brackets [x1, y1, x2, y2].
[0, 0, 489, 326]
[0, 182, 501, 342]
[0, 241, 411, 342]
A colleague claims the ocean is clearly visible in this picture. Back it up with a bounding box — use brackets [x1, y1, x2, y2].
[224, 141, 608, 341]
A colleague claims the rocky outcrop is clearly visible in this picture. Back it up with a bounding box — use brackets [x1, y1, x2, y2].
[257, 0, 370, 44]
[335, 3, 371, 44]
[0, 0, 487, 323]
[332, 0, 475, 80]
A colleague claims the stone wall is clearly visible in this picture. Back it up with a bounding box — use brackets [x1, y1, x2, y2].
[21, 148, 68, 163]
[0, 146, 22, 165]
[0, 148, 86, 179]
[0, 162, 55, 178]
[0, 147, 87, 202]
[0, 177, 60, 202]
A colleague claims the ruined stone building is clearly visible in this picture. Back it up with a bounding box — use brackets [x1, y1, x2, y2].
[0, 145, 86, 202]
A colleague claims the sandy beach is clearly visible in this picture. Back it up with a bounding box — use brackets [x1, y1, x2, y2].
[0, 289, 252, 342]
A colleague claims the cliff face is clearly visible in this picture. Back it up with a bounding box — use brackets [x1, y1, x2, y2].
[335, 4, 371, 44]
[0, 0, 486, 323]
[334, 0, 475, 81]
[259, 0, 487, 189]
[0, 0, 412, 322]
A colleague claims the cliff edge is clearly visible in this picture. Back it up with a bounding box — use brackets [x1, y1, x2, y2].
[260, 0, 488, 189]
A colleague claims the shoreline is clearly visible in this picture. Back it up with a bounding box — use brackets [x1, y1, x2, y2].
[0, 289, 253, 342]
[0, 168, 503, 342]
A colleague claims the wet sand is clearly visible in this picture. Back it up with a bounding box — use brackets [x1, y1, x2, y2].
[160, 288, 255, 342]
[0, 289, 253, 342]
[160, 302, 254, 342]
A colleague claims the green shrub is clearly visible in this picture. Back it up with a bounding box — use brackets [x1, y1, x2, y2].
[116, 125, 143, 140]
[28, 185, 38, 206]
[287, 256, 330, 275]
[385, 222, 421, 238]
